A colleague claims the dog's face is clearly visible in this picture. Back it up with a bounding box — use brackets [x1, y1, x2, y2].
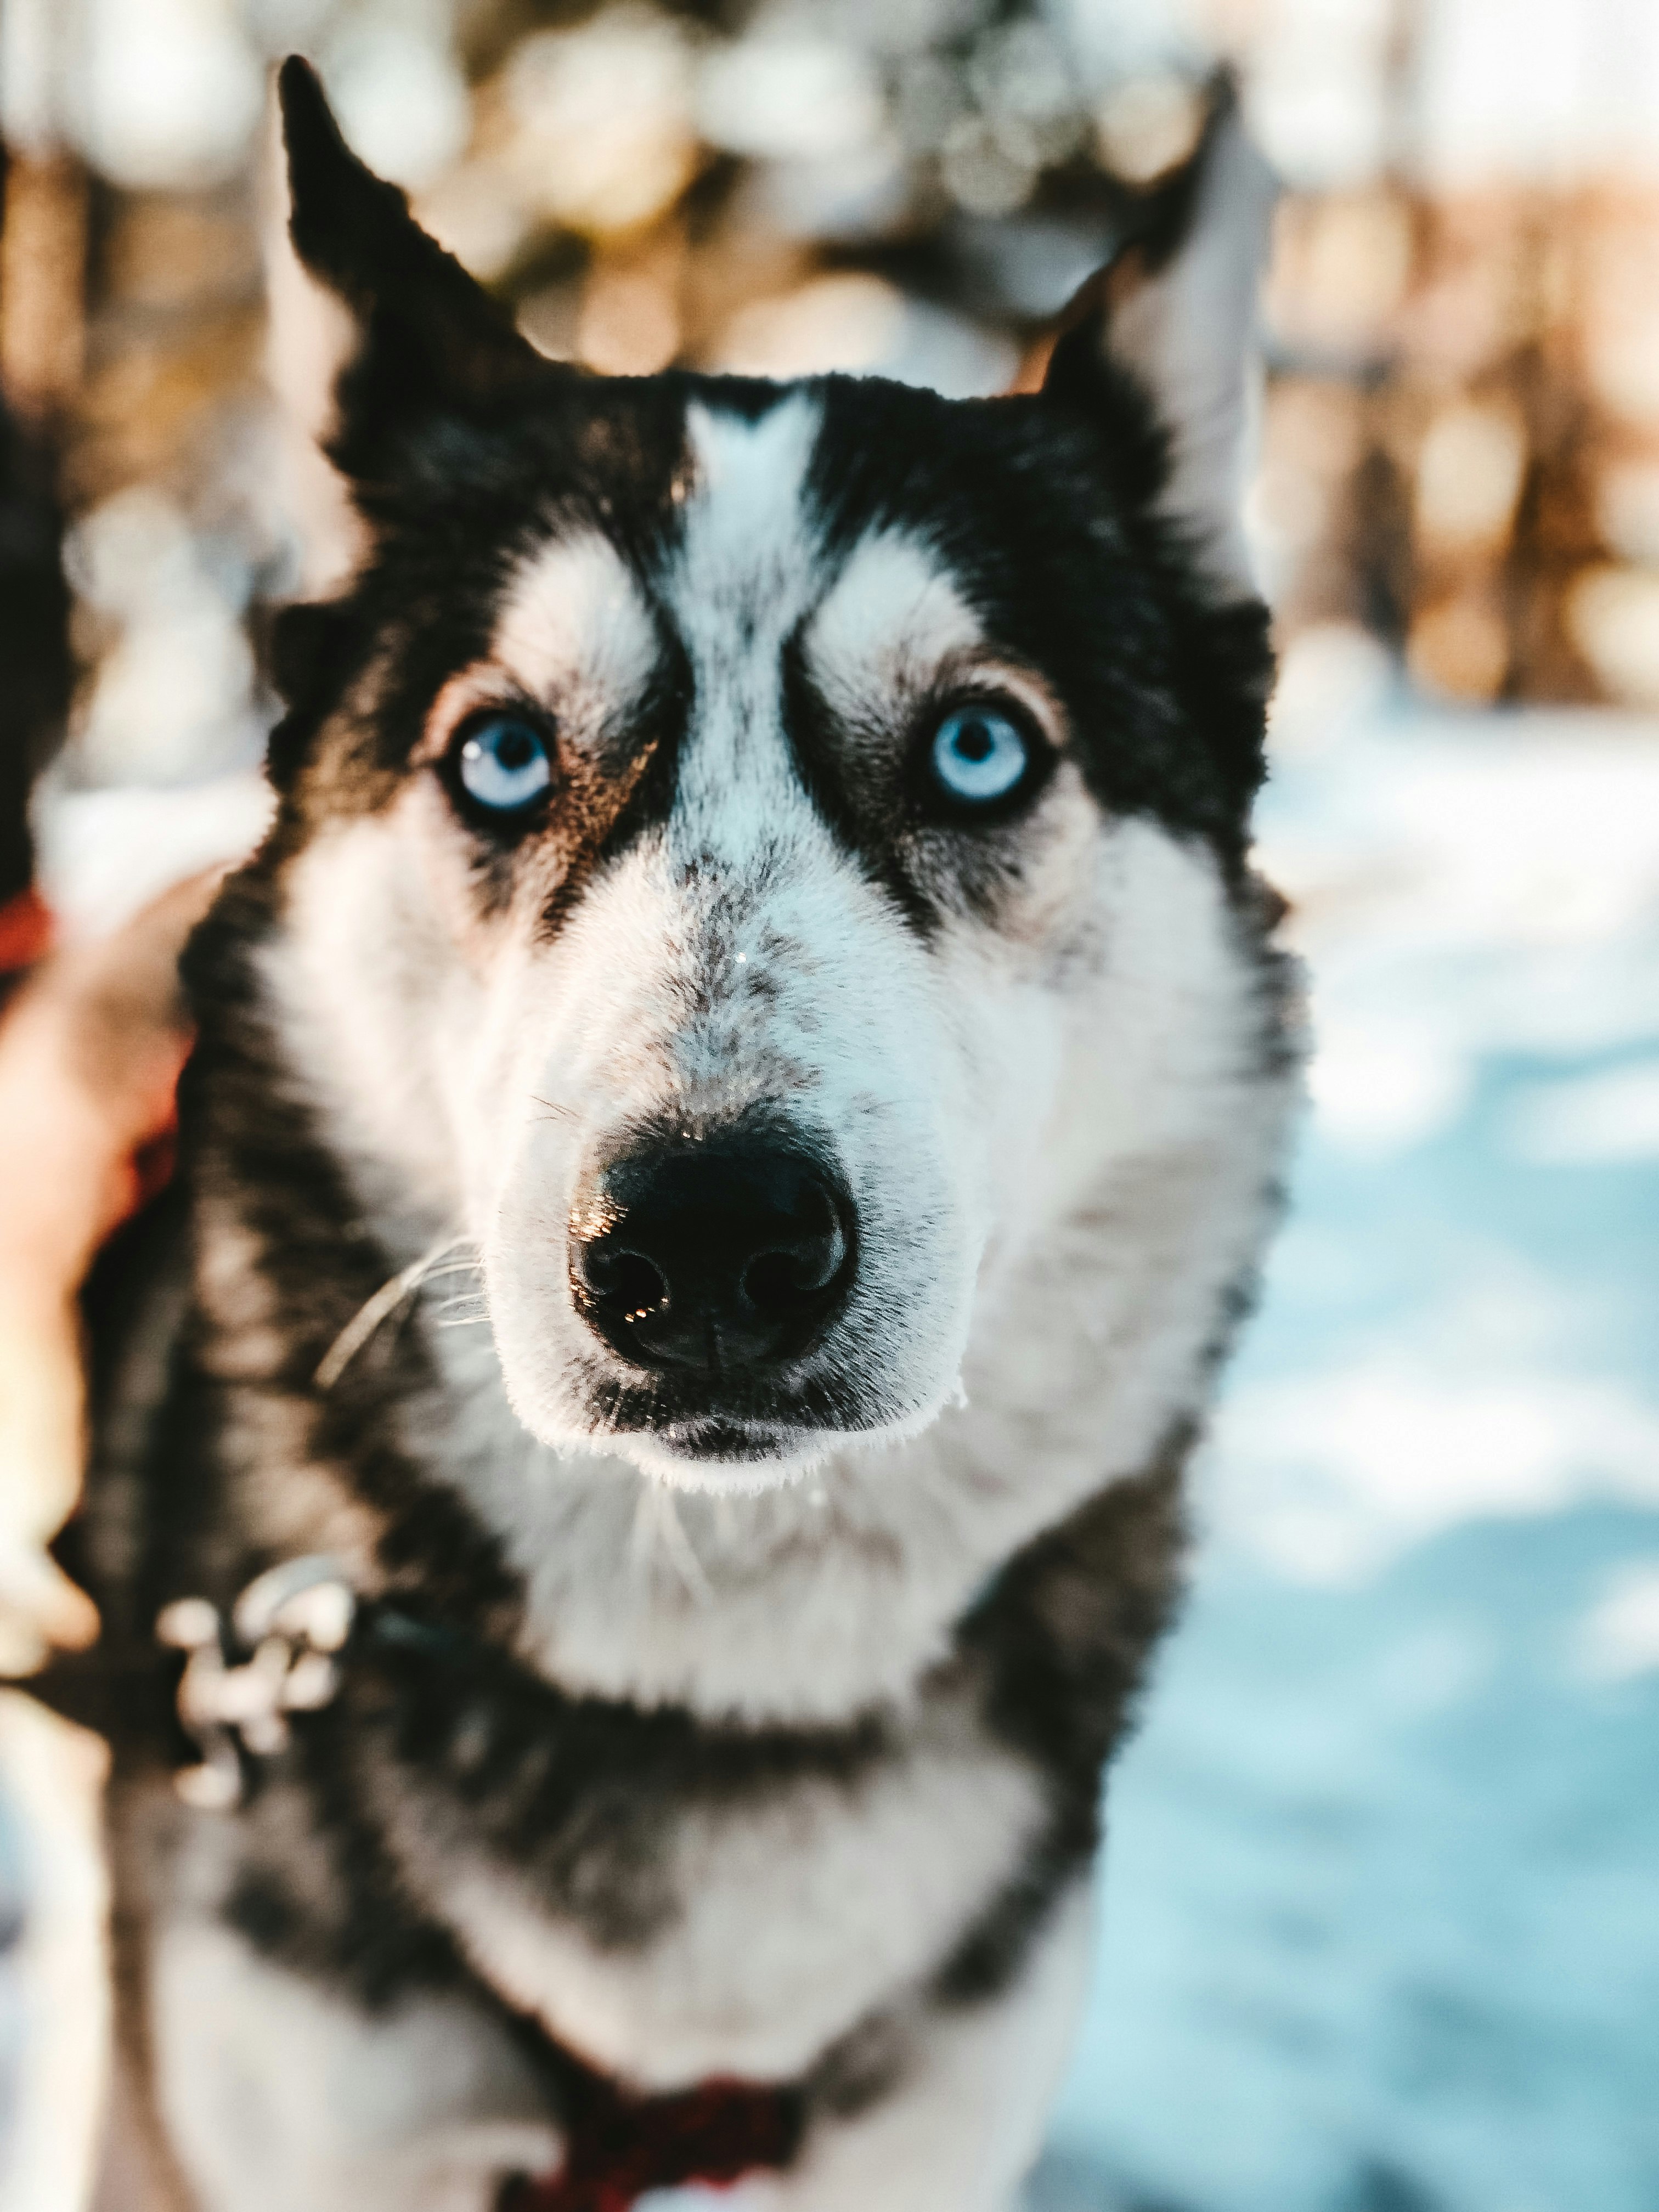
[258, 65, 1280, 1492]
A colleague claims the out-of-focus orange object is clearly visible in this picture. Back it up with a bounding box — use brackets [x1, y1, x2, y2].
[0, 872, 219, 1675]
[0, 887, 53, 972]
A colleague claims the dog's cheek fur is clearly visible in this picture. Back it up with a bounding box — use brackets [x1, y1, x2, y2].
[984, 825, 1291, 1444]
[914, 806, 1291, 1482]
[260, 793, 497, 1240]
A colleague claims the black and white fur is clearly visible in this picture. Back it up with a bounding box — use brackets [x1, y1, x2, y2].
[74, 63, 1296, 2212]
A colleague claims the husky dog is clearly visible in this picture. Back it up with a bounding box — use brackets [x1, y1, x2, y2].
[69, 58, 1297, 2212]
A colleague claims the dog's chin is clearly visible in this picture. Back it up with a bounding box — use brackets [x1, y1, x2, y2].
[613, 1420, 840, 1494]
[593, 1384, 965, 1494]
[490, 1317, 967, 1493]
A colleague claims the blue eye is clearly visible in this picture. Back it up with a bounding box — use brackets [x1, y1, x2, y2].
[456, 716, 552, 813]
[929, 706, 1030, 806]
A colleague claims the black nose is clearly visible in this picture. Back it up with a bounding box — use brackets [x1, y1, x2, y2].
[569, 1123, 855, 1376]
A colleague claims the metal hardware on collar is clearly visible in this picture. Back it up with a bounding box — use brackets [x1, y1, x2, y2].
[156, 1555, 356, 1811]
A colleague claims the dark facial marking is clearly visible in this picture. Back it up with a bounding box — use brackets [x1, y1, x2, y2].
[802, 373, 1271, 878]
[781, 619, 1065, 936]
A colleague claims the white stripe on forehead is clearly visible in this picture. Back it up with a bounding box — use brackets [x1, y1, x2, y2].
[667, 394, 826, 836]
[673, 394, 824, 626]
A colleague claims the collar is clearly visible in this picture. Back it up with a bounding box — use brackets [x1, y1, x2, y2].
[498, 2058, 803, 2211]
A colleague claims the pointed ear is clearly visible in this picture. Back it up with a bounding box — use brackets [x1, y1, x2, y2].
[271, 57, 547, 501]
[1043, 83, 1276, 599]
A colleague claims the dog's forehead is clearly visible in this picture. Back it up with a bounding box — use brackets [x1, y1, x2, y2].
[671, 394, 825, 633]
[487, 388, 985, 714]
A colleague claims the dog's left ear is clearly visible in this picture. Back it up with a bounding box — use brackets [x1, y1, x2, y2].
[271, 57, 550, 514]
[1043, 84, 1276, 599]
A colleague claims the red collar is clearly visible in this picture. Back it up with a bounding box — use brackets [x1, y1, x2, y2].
[497, 2059, 803, 2211]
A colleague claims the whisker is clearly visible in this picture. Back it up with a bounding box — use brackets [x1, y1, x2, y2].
[629, 1482, 663, 1579]
[659, 1491, 713, 1605]
[315, 1232, 468, 1391]
[630, 1480, 712, 1605]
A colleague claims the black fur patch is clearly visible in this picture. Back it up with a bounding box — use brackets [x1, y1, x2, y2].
[936, 1436, 1192, 2005]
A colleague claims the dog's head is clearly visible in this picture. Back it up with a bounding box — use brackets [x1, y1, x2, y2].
[257, 60, 1282, 1492]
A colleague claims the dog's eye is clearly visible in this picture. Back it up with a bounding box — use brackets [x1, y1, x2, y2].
[929, 707, 1030, 808]
[455, 715, 553, 814]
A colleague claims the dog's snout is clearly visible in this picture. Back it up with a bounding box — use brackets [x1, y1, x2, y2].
[569, 1124, 855, 1375]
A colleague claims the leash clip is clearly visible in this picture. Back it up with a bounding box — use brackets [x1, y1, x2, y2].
[156, 1556, 356, 1810]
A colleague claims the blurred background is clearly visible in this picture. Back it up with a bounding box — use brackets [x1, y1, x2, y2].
[1, 1, 1658, 2208]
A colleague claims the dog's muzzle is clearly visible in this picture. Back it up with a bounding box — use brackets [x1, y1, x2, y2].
[568, 1114, 855, 1379]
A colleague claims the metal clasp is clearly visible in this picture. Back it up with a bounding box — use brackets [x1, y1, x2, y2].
[156, 1556, 356, 1810]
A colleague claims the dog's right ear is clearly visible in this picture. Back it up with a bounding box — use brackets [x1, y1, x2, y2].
[1042, 83, 1276, 601]
[270, 58, 549, 533]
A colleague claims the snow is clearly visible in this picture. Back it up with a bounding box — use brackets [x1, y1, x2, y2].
[1032, 695, 1659, 2210]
